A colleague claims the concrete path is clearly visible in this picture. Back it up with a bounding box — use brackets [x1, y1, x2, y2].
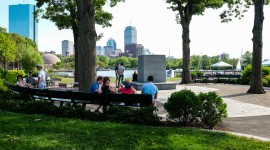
[156, 85, 270, 140]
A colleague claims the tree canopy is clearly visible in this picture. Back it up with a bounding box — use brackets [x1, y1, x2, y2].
[166, 0, 225, 84]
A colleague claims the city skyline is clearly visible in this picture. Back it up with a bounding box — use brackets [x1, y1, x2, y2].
[1, 0, 270, 59]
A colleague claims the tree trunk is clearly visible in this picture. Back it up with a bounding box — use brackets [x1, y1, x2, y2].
[247, 0, 266, 94]
[72, 26, 79, 83]
[180, 17, 191, 84]
[76, 0, 97, 92]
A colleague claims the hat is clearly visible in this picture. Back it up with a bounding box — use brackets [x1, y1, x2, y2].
[36, 64, 42, 67]
[123, 79, 131, 88]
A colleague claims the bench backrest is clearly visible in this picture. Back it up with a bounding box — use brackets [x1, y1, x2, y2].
[6, 82, 152, 106]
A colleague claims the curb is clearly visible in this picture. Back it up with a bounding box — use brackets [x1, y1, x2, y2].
[210, 130, 270, 142]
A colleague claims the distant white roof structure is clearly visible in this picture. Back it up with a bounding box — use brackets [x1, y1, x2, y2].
[210, 61, 233, 69]
[262, 59, 270, 66]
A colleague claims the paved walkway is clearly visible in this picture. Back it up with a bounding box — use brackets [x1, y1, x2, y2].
[156, 85, 270, 141]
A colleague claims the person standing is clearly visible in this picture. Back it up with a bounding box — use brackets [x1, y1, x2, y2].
[114, 63, 120, 87]
[118, 63, 125, 87]
[141, 76, 158, 106]
[35, 64, 46, 89]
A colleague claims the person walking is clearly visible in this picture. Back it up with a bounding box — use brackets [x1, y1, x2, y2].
[35, 64, 46, 89]
[118, 63, 125, 87]
[141, 76, 158, 106]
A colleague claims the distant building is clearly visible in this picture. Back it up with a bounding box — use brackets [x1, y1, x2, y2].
[167, 56, 174, 60]
[96, 46, 105, 56]
[110, 49, 123, 57]
[9, 4, 38, 43]
[125, 43, 144, 58]
[220, 52, 229, 60]
[42, 53, 61, 69]
[44, 51, 56, 54]
[106, 38, 117, 50]
[62, 40, 74, 56]
[104, 46, 114, 57]
[124, 26, 137, 48]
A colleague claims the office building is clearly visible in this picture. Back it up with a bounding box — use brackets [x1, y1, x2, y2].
[96, 46, 105, 56]
[124, 26, 137, 47]
[106, 38, 117, 50]
[62, 40, 74, 56]
[220, 52, 229, 60]
[125, 43, 144, 58]
[9, 4, 38, 43]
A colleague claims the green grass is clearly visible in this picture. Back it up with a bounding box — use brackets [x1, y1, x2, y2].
[0, 110, 269, 149]
[60, 77, 181, 84]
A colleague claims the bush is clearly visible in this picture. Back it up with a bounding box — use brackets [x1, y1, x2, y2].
[0, 95, 159, 126]
[0, 69, 26, 92]
[198, 92, 227, 129]
[240, 65, 270, 85]
[164, 89, 202, 125]
[263, 75, 270, 87]
[164, 89, 227, 128]
[106, 106, 160, 126]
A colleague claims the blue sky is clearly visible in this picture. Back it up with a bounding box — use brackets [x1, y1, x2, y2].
[1, 0, 270, 59]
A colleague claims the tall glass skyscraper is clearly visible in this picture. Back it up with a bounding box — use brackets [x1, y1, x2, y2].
[124, 26, 137, 46]
[106, 38, 117, 50]
[9, 4, 38, 43]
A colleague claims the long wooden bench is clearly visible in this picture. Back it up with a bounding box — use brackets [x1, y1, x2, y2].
[5, 82, 153, 112]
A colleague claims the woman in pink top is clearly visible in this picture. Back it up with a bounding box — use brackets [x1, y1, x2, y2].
[118, 79, 136, 94]
[16, 75, 32, 87]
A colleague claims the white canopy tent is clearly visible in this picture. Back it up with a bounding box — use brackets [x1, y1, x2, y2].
[210, 61, 233, 70]
[262, 59, 270, 66]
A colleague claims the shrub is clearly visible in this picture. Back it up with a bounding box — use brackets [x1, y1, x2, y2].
[240, 65, 252, 84]
[240, 65, 270, 85]
[164, 89, 202, 125]
[106, 106, 160, 126]
[198, 92, 227, 129]
[0, 69, 26, 92]
[263, 75, 270, 87]
[0, 95, 158, 126]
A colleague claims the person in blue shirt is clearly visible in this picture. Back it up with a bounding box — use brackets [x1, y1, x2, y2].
[88, 76, 103, 113]
[88, 76, 103, 93]
[141, 76, 158, 106]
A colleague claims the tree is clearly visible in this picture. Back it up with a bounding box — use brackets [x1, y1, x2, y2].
[10, 33, 28, 69]
[166, 0, 224, 84]
[21, 47, 44, 72]
[221, 0, 270, 94]
[242, 51, 253, 67]
[36, 0, 122, 91]
[98, 55, 109, 67]
[0, 33, 16, 70]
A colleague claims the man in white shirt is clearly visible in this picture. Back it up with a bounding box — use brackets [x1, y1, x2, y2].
[36, 64, 46, 89]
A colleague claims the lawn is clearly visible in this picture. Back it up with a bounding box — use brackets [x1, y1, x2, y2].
[0, 111, 269, 149]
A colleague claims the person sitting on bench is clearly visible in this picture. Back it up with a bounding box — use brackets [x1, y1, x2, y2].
[118, 79, 136, 94]
[16, 75, 32, 87]
[88, 76, 103, 113]
[141, 76, 158, 106]
[88, 76, 103, 93]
